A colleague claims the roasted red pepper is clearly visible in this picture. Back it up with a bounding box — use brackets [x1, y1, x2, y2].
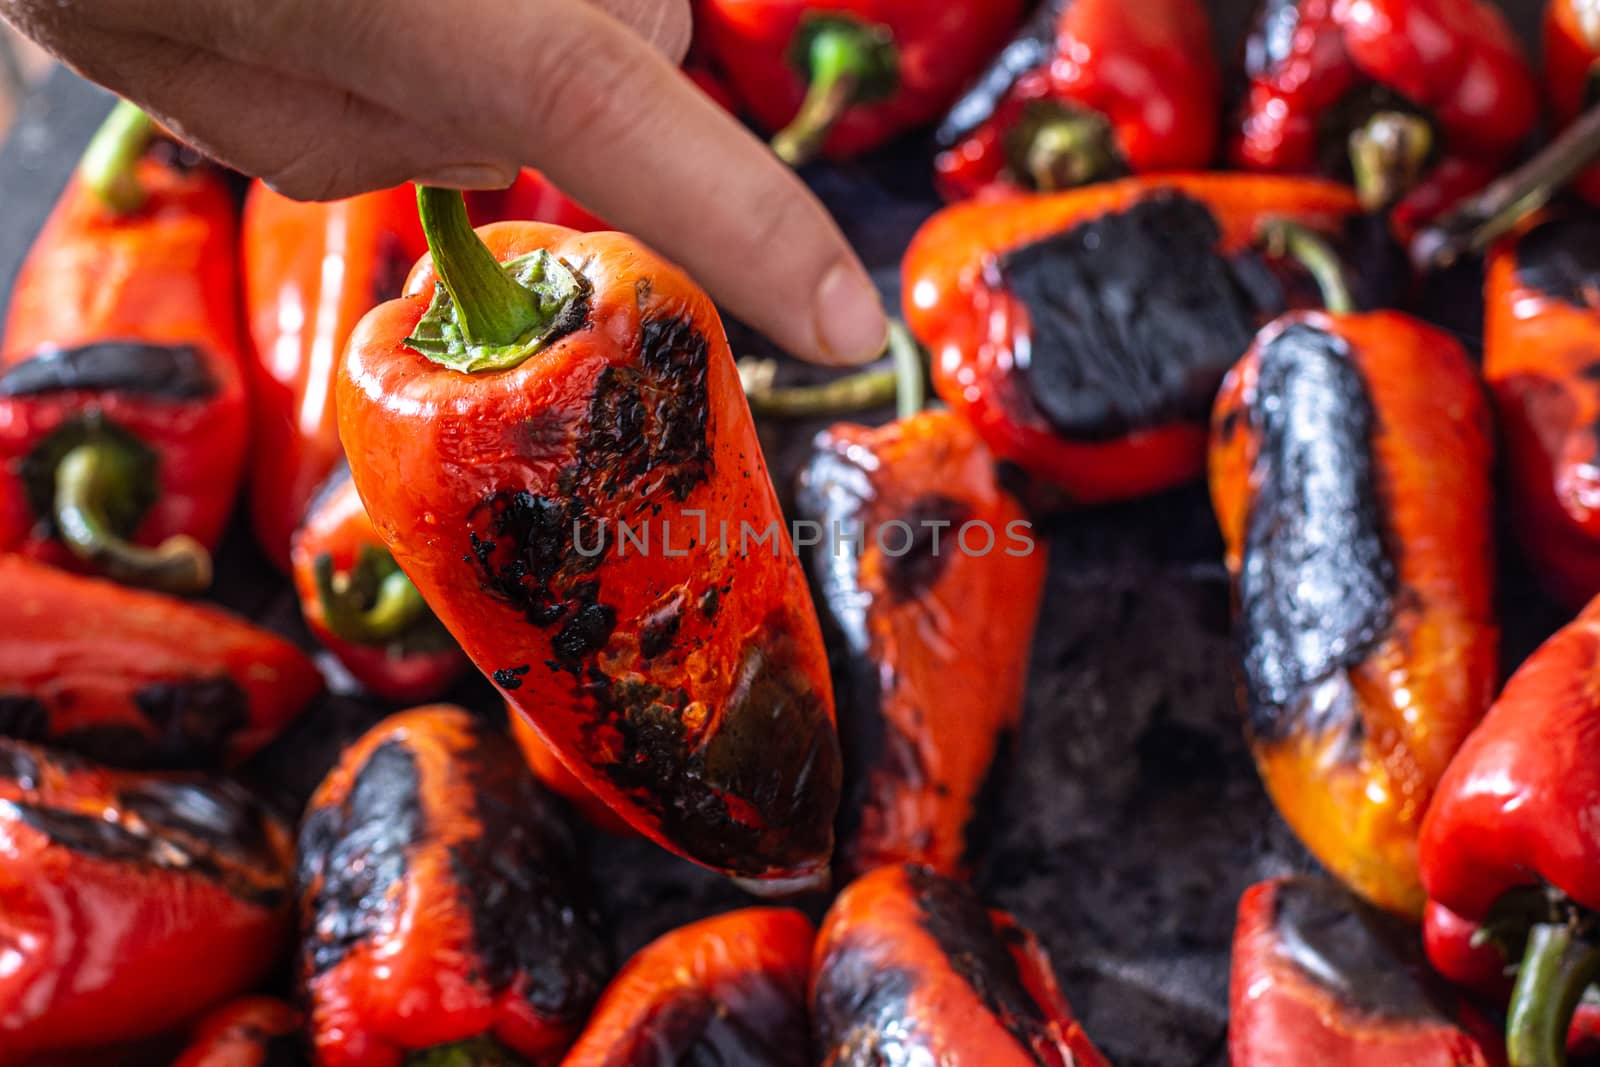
[297, 704, 610, 1067]
[796, 409, 1045, 879]
[336, 189, 841, 885]
[508, 706, 634, 837]
[562, 908, 813, 1066]
[813, 864, 1109, 1066]
[1230, 876, 1505, 1066]
[903, 174, 1361, 504]
[0, 739, 293, 1062]
[933, 0, 1220, 200]
[1546, 0, 1600, 203]
[0, 555, 320, 769]
[0, 102, 246, 593]
[1210, 226, 1497, 916]
[696, 0, 1027, 164]
[172, 997, 306, 1067]
[290, 464, 468, 703]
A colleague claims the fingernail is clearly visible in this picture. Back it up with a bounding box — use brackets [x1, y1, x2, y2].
[412, 163, 519, 190]
[813, 261, 889, 366]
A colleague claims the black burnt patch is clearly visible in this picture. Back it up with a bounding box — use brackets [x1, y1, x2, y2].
[936, 0, 1064, 147]
[997, 193, 1277, 440]
[0, 740, 40, 788]
[0, 696, 49, 745]
[0, 341, 217, 399]
[882, 494, 972, 602]
[492, 665, 531, 690]
[132, 676, 250, 768]
[1515, 217, 1600, 311]
[610, 978, 810, 1067]
[1238, 323, 1395, 740]
[812, 942, 921, 1067]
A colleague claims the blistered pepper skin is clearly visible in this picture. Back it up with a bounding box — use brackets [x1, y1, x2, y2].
[562, 908, 814, 1066]
[297, 705, 610, 1067]
[1545, 0, 1600, 203]
[1210, 311, 1496, 916]
[0, 740, 294, 1065]
[903, 174, 1361, 504]
[812, 864, 1111, 1067]
[0, 555, 320, 768]
[337, 221, 841, 884]
[171, 997, 307, 1067]
[796, 410, 1045, 879]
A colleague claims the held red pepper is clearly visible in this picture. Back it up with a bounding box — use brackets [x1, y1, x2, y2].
[696, 0, 1027, 165]
[934, 0, 1220, 200]
[1231, 0, 1537, 227]
[1546, 0, 1600, 203]
[902, 174, 1362, 504]
[336, 189, 841, 886]
[812, 864, 1111, 1066]
[171, 998, 306, 1067]
[562, 908, 814, 1066]
[0, 739, 294, 1064]
[297, 705, 611, 1067]
[290, 464, 468, 703]
[0, 102, 247, 593]
[1230, 877, 1506, 1066]
[796, 409, 1045, 879]
[0, 555, 320, 769]
[1210, 226, 1497, 916]
[508, 707, 635, 836]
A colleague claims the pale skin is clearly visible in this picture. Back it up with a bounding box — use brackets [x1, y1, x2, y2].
[0, 0, 889, 366]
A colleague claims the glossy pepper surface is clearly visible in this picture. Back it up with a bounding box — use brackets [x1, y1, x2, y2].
[290, 464, 467, 703]
[337, 189, 841, 885]
[0, 555, 320, 769]
[297, 704, 610, 1067]
[812, 864, 1110, 1066]
[1230, 876, 1504, 1066]
[562, 908, 814, 1066]
[903, 174, 1361, 504]
[1232, 0, 1537, 226]
[696, 0, 1026, 164]
[1211, 299, 1497, 916]
[171, 997, 307, 1067]
[1484, 215, 1600, 608]
[934, 0, 1219, 200]
[0, 103, 246, 593]
[1546, 0, 1600, 203]
[796, 409, 1045, 879]
[0, 739, 294, 1064]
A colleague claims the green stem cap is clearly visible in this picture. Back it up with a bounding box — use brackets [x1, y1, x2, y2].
[313, 548, 430, 645]
[740, 321, 925, 419]
[771, 15, 899, 166]
[54, 439, 211, 593]
[1008, 104, 1123, 193]
[1507, 922, 1600, 1067]
[405, 1037, 529, 1067]
[1259, 219, 1357, 315]
[1348, 110, 1433, 212]
[79, 99, 156, 215]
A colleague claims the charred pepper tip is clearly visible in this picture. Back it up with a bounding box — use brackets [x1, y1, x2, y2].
[771, 14, 899, 166]
[79, 99, 156, 215]
[313, 548, 430, 645]
[1258, 219, 1356, 315]
[1348, 110, 1434, 212]
[1508, 922, 1600, 1067]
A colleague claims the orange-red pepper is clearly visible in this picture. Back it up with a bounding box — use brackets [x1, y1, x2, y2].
[1546, 0, 1600, 203]
[171, 997, 306, 1067]
[903, 175, 1361, 504]
[0, 555, 320, 769]
[336, 189, 840, 885]
[796, 409, 1044, 879]
[562, 908, 814, 1066]
[507, 707, 634, 837]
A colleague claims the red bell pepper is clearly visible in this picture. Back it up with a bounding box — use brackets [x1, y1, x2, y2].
[336, 189, 841, 886]
[0, 101, 246, 593]
[903, 174, 1361, 504]
[696, 0, 1027, 164]
[290, 464, 468, 703]
[1545, 0, 1600, 204]
[171, 998, 305, 1067]
[934, 0, 1220, 200]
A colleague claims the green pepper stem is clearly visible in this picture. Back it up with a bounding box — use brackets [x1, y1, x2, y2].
[887, 320, 925, 420]
[313, 551, 430, 645]
[1259, 219, 1357, 315]
[415, 186, 547, 346]
[1508, 922, 1600, 1067]
[404, 1037, 529, 1067]
[79, 100, 156, 215]
[53, 441, 211, 593]
[771, 22, 892, 166]
[739, 320, 925, 419]
[1012, 108, 1122, 193]
[1348, 110, 1433, 212]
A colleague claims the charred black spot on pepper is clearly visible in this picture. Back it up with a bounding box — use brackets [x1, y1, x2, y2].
[996, 193, 1278, 440]
[699, 587, 720, 619]
[1245, 0, 1303, 78]
[0, 341, 217, 400]
[1515, 217, 1600, 311]
[610, 982, 811, 1067]
[0, 696, 49, 745]
[132, 676, 250, 768]
[639, 593, 686, 660]
[120, 778, 270, 859]
[882, 495, 972, 602]
[1239, 324, 1395, 742]
[0, 740, 40, 788]
[298, 740, 424, 975]
[8, 800, 164, 864]
[553, 599, 618, 666]
[493, 665, 531, 690]
[935, 0, 1064, 147]
[812, 946, 922, 1067]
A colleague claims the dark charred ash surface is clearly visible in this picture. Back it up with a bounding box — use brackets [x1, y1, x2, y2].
[0, 340, 217, 398]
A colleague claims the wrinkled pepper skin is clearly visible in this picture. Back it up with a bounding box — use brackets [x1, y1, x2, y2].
[0, 739, 294, 1064]
[296, 705, 610, 1067]
[290, 465, 468, 703]
[796, 410, 1045, 879]
[1210, 311, 1496, 916]
[1231, 0, 1537, 227]
[1484, 216, 1600, 608]
[696, 0, 1026, 160]
[337, 218, 842, 884]
[0, 555, 320, 769]
[508, 707, 634, 836]
[1230, 877, 1505, 1067]
[904, 175, 1361, 504]
[812, 864, 1110, 1066]
[171, 997, 307, 1067]
[561, 908, 814, 1066]
[1546, 0, 1600, 204]
[934, 0, 1219, 200]
[0, 148, 247, 579]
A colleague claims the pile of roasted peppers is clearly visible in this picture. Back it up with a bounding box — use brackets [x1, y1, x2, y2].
[11, 1, 1600, 1064]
